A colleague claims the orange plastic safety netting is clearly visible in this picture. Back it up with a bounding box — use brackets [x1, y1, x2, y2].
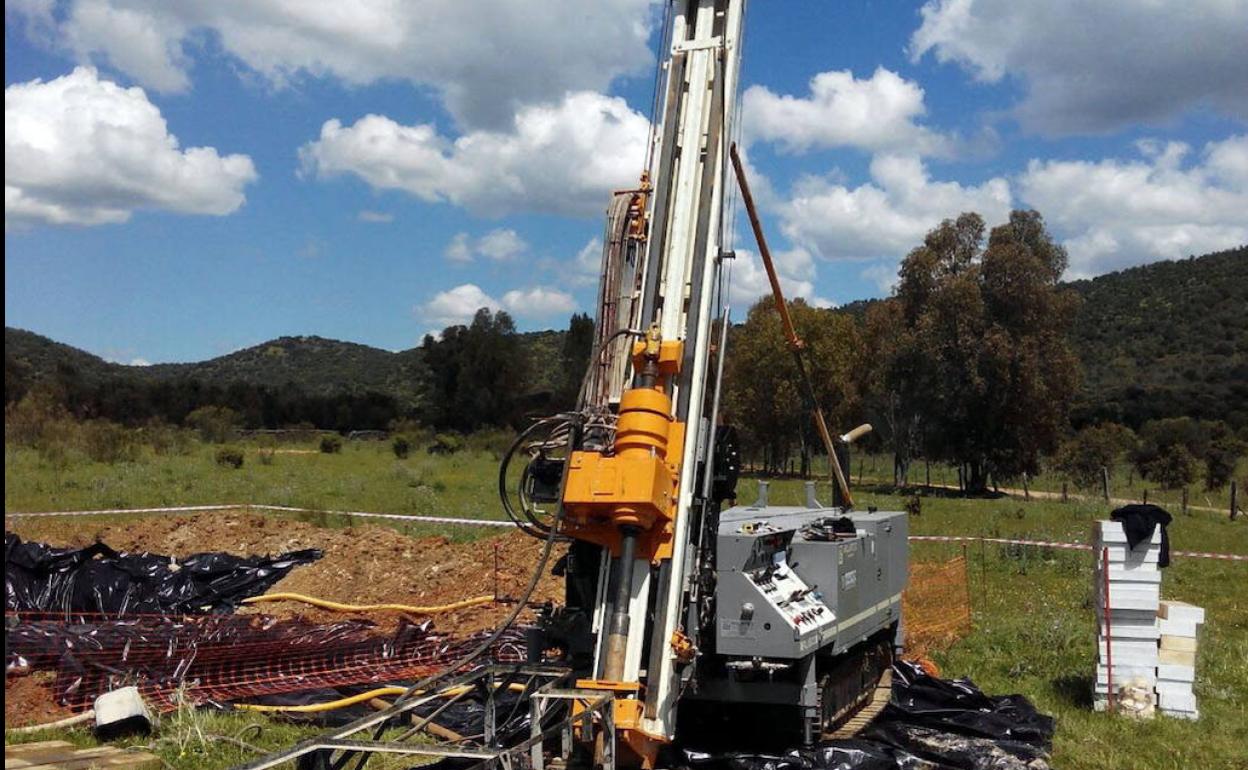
[902, 556, 972, 660]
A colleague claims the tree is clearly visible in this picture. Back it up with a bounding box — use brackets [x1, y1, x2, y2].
[1204, 422, 1246, 489]
[558, 313, 595, 408]
[724, 296, 861, 475]
[894, 211, 1081, 493]
[420, 308, 530, 431]
[1053, 423, 1137, 488]
[859, 299, 923, 484]
[1133, 417, 1245, 490]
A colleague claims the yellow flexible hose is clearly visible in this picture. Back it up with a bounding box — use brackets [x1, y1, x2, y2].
[236, 683, 528, 713]
[240, 593, 496, 614]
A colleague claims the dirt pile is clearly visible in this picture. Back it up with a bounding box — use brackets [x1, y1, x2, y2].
[6, 511, 566, 635]
[5, 671, 71, 728]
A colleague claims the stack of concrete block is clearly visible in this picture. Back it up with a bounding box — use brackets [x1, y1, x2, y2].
[1156, 600, 1204, 719]
[1092, 520, 1161, 714]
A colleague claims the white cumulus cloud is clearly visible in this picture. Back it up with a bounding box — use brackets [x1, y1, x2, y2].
[422, 284, 502, 329]
[501, 287, 577, 317]
[5, 67, 257, 228]
[444, 229, 528, 263]
[21, 0, 654, 129]
[421, 283, 579, 330]
[777, 154, 1012, 262]
[300, 92, 649, 218]
[1018, 135, 1248, 277]
[726, 247, 831, 309]
[743, 68, 951, 156]
[910, 0, 1248, 134]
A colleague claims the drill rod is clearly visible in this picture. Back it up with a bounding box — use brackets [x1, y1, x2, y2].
[729, 142, 855, 509]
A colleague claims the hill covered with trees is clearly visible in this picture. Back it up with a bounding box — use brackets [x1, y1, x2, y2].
[1067, 246, 1248, 431]
[6, 246, 1245, 437]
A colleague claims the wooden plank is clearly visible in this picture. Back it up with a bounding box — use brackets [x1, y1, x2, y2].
[11, 747, 159, 770]
[1160, 635, 1198, 652]
[1159, 648, 1197, 666]
[6, 744, 106, 769]
[4, 744, 75, 759]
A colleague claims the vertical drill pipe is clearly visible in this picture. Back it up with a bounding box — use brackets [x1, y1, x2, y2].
[604, 527, 641, 681]
[729, 142, 854, 508]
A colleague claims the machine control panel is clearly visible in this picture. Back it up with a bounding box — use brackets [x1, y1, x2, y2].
[747, 552, 836, 639]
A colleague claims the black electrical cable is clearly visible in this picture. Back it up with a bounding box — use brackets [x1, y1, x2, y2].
[341, 502, 567, 770]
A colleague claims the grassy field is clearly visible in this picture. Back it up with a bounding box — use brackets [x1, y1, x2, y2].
[5, 438, 1248, 769]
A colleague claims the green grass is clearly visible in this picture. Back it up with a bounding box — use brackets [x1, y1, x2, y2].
[6, 440, 1248, 769]
[3, 438, 506, 520]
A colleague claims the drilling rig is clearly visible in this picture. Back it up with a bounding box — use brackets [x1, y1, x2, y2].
[242, 3, 905, 768]
[505, 0, 908, 764]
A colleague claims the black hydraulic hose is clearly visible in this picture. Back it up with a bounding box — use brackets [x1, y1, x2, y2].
[498, 417, 567, 538]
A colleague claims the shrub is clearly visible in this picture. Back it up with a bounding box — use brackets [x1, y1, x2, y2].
[1053, 423, 1137, 488]
[185, 406, 242, 444]
[144, 421, 193, 456]
[81, 420, 140, 464]
[393, 435, 411, 459]
[320, 435, 343, 454]
[428, 433, 462, 455]
[1204, 424, 1245, 490]
[215, 447, 244, 469]
[4, 387, 70, 447]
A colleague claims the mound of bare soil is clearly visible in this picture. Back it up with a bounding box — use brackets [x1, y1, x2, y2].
[5, 671, 72, 728]
[6, 511, 566, 636]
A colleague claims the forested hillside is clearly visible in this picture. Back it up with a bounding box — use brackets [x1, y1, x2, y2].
[6, 246, 1245, 433]
[1068, 246, 1247, 431]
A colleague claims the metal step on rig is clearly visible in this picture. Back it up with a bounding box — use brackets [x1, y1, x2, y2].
[239, 2, 907, 768]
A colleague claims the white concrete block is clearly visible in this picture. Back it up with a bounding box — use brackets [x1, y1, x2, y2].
[1157, 690, 1197, 712]
[1156, 664, 1196, 682]
[1095, 547, 1161, 565]
[1158, 600, 1205, 624]
[1103, 568, 1162, 584]
[1097, 619, 1160, 639]
[1157, 617, 1199, 637]
[1155, 681, 1193, 698]
[1094, 521, 1162, 546]
[1103, 638, 1158, 658]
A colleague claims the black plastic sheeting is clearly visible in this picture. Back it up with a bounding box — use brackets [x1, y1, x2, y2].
[685, 661, 1055, 770]
[5, 533, 322, 616]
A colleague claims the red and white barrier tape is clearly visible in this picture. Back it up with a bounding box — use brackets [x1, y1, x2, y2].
[6, 505, 1245, 560]
[909, 534, 1248, 562]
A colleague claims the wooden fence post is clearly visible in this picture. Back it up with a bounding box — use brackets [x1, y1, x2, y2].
[1143, 488, 1149, 504]
[1022, 473, 1030, 501]
[1101, 467, 1111, 504]
[1232, 481, 1239, 521]
[1181, 487, 1188, 516]
[1062, 482, 1068, 503]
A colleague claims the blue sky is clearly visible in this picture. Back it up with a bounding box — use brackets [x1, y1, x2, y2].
[5, 0, 1246, 364]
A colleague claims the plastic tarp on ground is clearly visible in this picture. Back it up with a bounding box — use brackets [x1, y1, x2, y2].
[686, 661, 1056, 770]
[5, 533, 321, 616]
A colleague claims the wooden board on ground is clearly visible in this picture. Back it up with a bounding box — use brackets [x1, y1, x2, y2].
[826, 668, 894, 740]
[4, 741, 160, 770]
